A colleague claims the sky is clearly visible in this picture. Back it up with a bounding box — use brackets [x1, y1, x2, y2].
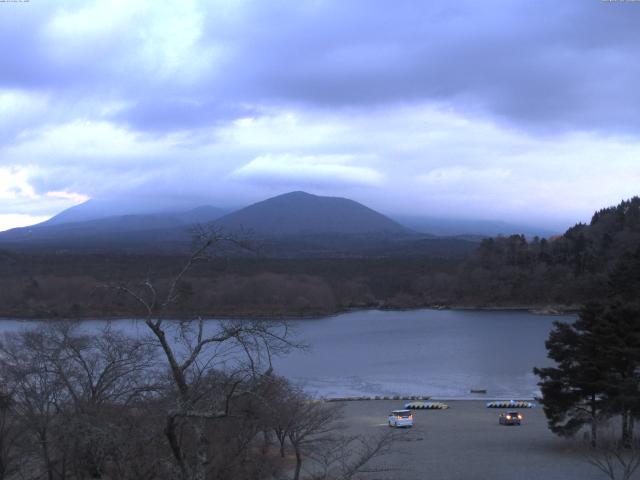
[1, 0, 640, 232]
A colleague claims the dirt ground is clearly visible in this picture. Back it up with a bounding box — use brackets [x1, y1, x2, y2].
[337, 400, 606, 480]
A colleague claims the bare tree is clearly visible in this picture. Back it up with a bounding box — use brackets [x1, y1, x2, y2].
[99, 399, 168, 480]
[583, 423, 640, 480]
[307, 431, 398, 480]
[258, 375, 297, 458]
[0, 391, 22, 480]
[0, 226, 394, 480]
[283, 395, 342, 480]
[50, 322, 158, 407]
[45, 322, 158, 479]
[283, 395, 397, 480]
[0, 321, 161, 480]
[111, 226, 298, 480]
[0, 330, 69, 480]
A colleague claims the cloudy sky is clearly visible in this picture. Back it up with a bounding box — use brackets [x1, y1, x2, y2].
[1, 0, 640, 232]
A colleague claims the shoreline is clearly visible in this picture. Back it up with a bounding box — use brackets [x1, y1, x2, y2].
[0, 304, 579, 322]
[324, 396, 539, 402]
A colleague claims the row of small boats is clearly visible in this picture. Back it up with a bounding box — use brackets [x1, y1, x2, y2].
[402, 400, 536, 410]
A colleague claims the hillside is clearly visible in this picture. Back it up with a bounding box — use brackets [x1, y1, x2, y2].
[393, 215, 557, 238]
[40, 197, 220, 226]
[455, 196, 640, 306]
[215, 191, 409, 236]
[0, 206, 226, 250]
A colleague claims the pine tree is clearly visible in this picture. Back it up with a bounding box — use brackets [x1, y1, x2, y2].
[534, 303, 609, 446]
[608, 246, 640, 303]
[597, 303, 640, 447]
[535, 248, 640, 447]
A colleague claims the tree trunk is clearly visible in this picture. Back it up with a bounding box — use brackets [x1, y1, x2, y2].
[622, 410, 632, 448]
[164, 416, 187, 479]
[261, 430, 271, 455]
[293, 444, 302, 480]
[275, 431, 286, 458]
[40, 430, 55, 480]
[590, 394, 598, 448]
[193, 418, 209, 480]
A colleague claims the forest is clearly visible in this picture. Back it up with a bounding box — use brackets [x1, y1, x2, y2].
[1, 197, 640, 319]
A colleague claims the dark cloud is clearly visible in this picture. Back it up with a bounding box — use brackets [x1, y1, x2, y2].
[220, 0, 640, 133]
[2, 1, 640, 134]
[1, 0, 640, 232]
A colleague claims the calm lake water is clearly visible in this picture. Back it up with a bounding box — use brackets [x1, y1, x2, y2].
[0, 309, 571, 400]
[276, 309, 570, 399]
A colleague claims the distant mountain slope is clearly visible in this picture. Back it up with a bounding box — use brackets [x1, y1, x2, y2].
[393, 215, 557, 238]
[0, 206, 226, 247]
[40, 200, 118, 226]
[215, 191, 409, 235]
[41, 198, 222, 226]
[0, 192, 482, 258]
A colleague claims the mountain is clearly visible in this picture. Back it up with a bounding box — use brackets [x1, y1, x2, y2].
[215, 191, 409, 236]
[0, 205, 226, 249]
[41, 197, 222, 226]
[393, 215, 558, 238]
[43, 200, 157, 226]
[0, 191, 413, 251]
[0, 191, 480, 258]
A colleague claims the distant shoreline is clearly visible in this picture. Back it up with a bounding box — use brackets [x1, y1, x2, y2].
[0, 304, 579, 322]
[324, 396, 539, 402]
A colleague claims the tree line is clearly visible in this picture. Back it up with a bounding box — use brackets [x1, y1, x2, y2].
[3, 197, 640, 318]
[462, 197, 640, 307]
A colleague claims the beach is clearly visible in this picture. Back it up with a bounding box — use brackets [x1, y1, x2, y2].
[338, 400, 602, 480]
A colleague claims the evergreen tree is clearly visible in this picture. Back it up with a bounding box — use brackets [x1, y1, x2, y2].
[608, 246, 640, 303]
[535, 248, 640, 447]
[534, 303, 609, 446]
[602, 246, 640, 446]
[598, 304, 640, 447]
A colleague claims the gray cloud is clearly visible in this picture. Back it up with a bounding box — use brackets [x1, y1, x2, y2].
[224, 0, 640, 133]
[0, 0, 640, 231]
[4, 1, 640, 133]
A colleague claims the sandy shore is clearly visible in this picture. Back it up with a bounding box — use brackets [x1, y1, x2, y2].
[337, 400, 601, 480]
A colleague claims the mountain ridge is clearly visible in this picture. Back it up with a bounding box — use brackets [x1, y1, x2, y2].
[0, 191, 478, 257]
[0, 206, 226, 246]
[213, 191, 409, 236]
[0, 191, 554, 258]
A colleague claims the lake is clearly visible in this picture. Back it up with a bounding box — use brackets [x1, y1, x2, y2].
[0, 309, 570, 400]
[275, 309, 569, 399]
